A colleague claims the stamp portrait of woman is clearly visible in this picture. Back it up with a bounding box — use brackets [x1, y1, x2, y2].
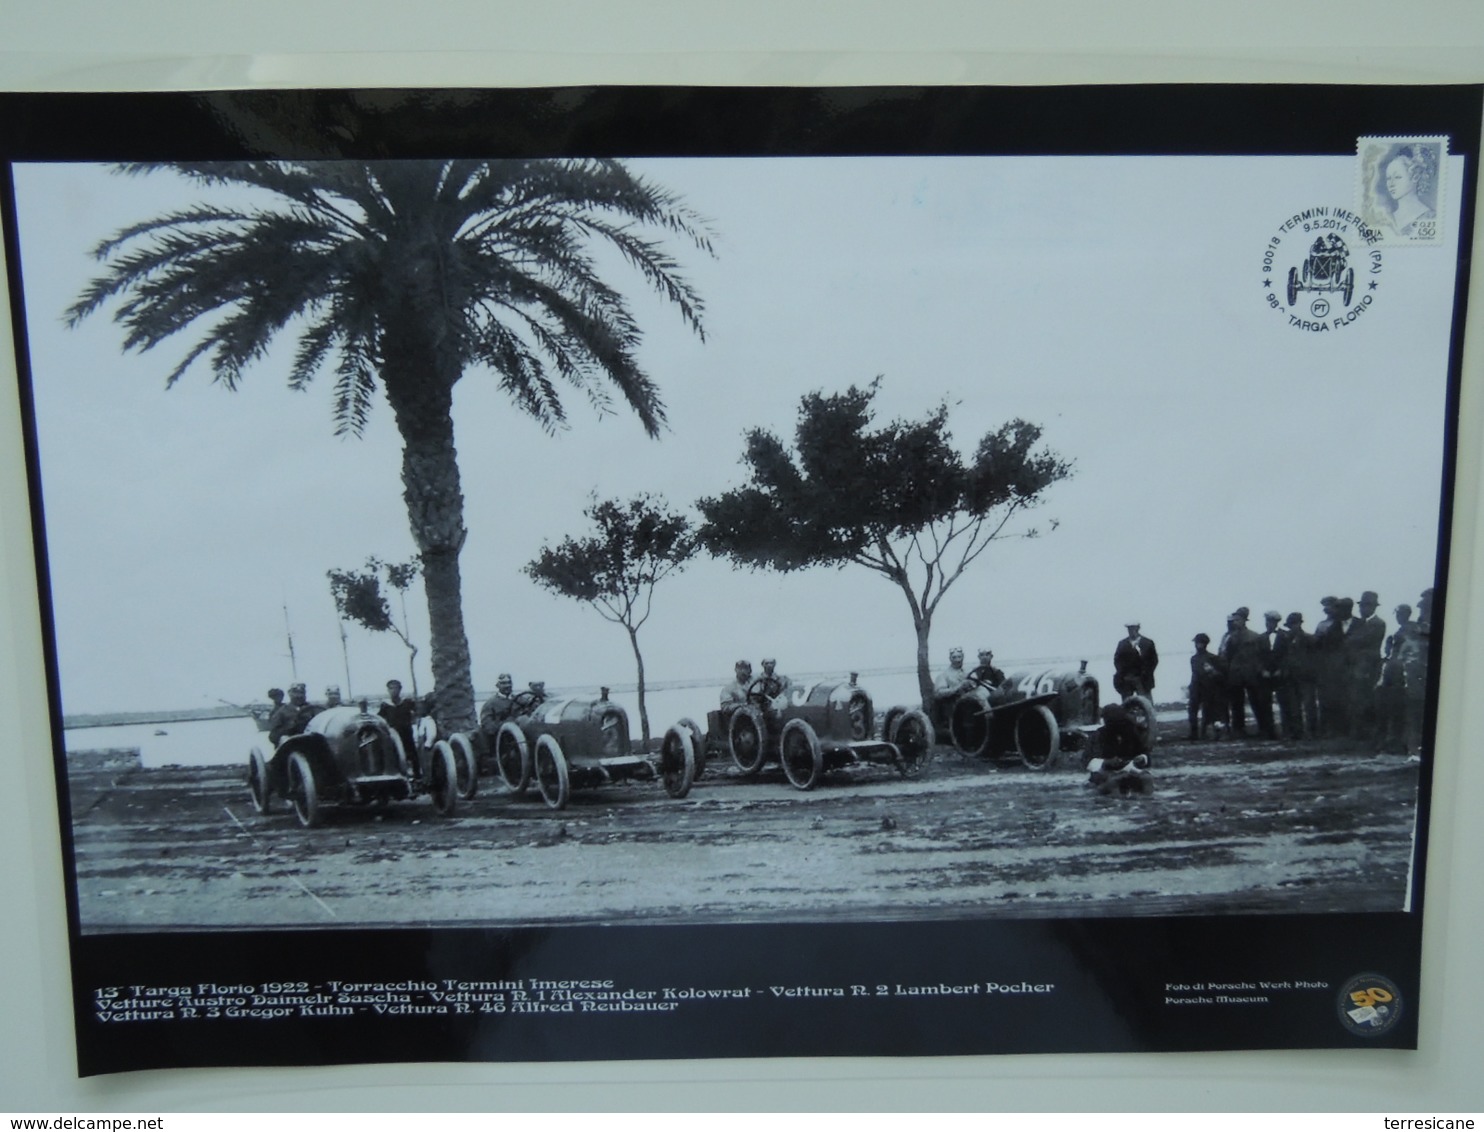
[1376, 141, 1439, 238]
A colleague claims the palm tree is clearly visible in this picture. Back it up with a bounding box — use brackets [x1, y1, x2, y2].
[67, 159, 712, 731]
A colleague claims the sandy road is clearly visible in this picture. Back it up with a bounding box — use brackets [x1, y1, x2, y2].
[65, 726, 1420, 932]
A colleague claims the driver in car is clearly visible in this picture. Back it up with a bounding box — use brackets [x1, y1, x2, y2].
[968, 648, 1007, 696]
[720, 660, 754, 709]
[479, 673, 517, 738]
[758, 657, 793, 706]
[521, 681, 548, 714]
[933, 647, 973, 704]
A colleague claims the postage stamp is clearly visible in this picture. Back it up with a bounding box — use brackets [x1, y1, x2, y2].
[1357, 135, 1449, 246]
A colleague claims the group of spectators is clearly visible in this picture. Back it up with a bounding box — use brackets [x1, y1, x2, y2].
[1185, 589, 1433, 755]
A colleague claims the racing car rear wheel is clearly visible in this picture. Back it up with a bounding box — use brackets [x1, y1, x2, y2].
[448, 732, 479, 799]
[949, 697, 992, 757]
[728, 705, 768, 775]
[891, 709, 934, 778]
[660, 725, 697, 799]
[287, 751, 320, 828]
[1015, 704, 1061, 770]
[1287, 266, 1299, 306]
[248, 749, 275, 814]
[428, 741, 458, 816]
[494, 721, 531, 796]
[1122, 694, 1158, 755]
[882, 706, 904, 745]
[675, 716, 706, 778]
[779, 718, 823, 791]
[534, 734, 570, 811]
[1342, 267, 1355, 306]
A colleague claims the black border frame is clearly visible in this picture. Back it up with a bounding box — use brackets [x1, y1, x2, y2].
[1, 84, 1476, 1075]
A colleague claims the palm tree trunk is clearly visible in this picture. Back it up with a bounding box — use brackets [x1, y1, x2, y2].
[383, 346, 475, 734]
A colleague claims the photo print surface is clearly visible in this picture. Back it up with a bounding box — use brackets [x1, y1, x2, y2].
[1, 85, 1476, 1072]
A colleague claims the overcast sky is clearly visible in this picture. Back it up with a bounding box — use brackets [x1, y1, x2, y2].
[8, 153, 1466, 715]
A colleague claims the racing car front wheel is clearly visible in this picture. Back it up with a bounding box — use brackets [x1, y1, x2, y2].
[428, 742, 458, 817]
[728, 705, 768, 775]
[675, 716, 707, 779]
[494, 722, 531, 796]
[448, 732, 479, 800]
[248, 749, 275, 815]
[779, 719, 823, 791]
[660, 725, 697, 799]
[891, 710, 935, 778]
[1015, 704, 1061, 770]
[949, 697, 992, 757]
[287, 751, 320, 828]
[534, 734, 571, 811]
[1122, 694, 1158, 756]
[1287, 266, 1299, 306]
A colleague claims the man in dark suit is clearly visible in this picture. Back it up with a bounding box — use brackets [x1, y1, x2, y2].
[1113, 621, 1158, 700]
[1350, 591, 1387, 740]
[1254, 610, 1289, 740]
[1284, 612, 1319, 739]
[1221, 609, 1269, 738]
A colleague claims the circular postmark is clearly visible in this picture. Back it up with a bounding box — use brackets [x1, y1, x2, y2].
[1336, 972, 1404, 1037]
[1261, 206, 1384, 332]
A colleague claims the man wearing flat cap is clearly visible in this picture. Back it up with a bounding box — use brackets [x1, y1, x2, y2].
[1220, 608, 1267, 737]
[1113, 621, 1158, 701]
[1349, 591, 1387, 740]
[1187, 633, 1226, 740]
[1284, 612, 1319, 739]
[1254, 610, 1289, 740]
[720, 660, 754, 709]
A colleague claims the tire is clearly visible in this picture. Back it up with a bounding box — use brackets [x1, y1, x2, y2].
[448, 732, 479, 800]
[385, 727, 409, 776]
[660, 725, 697, 799]
[676, 716, 706, 778]
[534, 734, 570, 811]
[1123, 694, 1158, 757]
[1342, 266, 1355, 306]
[779, 718, 823, 791]
[949, 696, 991, 757]
[248, 749, 274, 814]
[891, 709, 934, 778]
[1015, 704, 1061, 770]
[494, 721, 531, 796]
[882, 706, 905, 745]
[429, 741, 458, 816]
[1287, 266, 1299, 306]
[287, 751, 320, 828]
[728, 704, 768, 775]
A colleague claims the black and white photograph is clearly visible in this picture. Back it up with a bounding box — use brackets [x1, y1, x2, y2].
[1, 84, 1478, 1075]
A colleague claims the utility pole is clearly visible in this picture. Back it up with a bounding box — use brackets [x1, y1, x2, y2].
[282, 602, 299, 681]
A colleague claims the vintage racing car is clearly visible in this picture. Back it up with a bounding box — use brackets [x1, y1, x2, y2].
[247, 703, 457, 827]
[935, 663, 1102, 768]
[668, 675, 934, 791]
[1287, 233, 1356, 310]
[444, 689, 688, 810]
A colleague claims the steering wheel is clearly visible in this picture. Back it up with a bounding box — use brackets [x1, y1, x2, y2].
[746, 675, 784, 706]
[510, 689, 544, 716]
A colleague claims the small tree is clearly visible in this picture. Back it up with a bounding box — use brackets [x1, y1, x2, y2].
[525, 496, 696, 745]
[697, 380, 1073, 708]
[327, 557, 423, 696]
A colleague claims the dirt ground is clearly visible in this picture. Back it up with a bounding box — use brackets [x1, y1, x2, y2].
[63, 721, 1421, 931]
